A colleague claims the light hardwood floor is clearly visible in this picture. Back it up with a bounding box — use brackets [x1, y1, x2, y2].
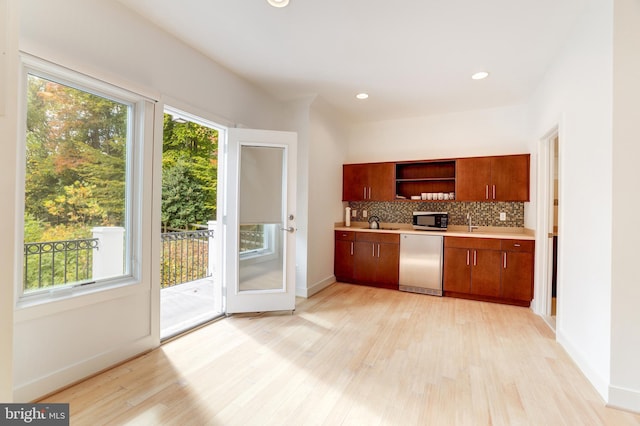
[42, 283, 640, 425]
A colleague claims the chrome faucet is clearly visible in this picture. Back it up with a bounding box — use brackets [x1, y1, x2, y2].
[467, 213, 479, 232]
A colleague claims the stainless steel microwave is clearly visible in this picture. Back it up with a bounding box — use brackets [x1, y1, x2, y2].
[412, 211, 448, 231]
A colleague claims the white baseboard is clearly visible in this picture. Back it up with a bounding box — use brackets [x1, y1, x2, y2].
[556, 329, 609, 402]
[608, 385, 640, 414]
[13, 336, 155, 402]
[296, 275, 335, 298]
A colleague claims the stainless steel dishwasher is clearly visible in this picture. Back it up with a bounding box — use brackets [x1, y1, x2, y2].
[399, 233, 444, 296]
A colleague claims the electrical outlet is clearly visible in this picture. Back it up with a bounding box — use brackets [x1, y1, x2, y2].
[352, 209, 357, 217]
[500, 212, 506, 221]
[363, 210, 368, 218]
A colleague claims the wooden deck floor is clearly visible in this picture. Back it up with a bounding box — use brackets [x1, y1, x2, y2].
[44, 283, 640, 425]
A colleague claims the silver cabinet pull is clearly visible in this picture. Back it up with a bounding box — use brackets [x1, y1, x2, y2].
[372, 244, 375, 257]
[492, 185, 496, 200]
[377, 243, 380, 257]
[503, 252, 507, 269]
[466, 250, 470, 266]
[473, 250, 477, 266]
[485, 185, 489, 200]
[363, 187, 367, 199]
[350, 242, 354, 256]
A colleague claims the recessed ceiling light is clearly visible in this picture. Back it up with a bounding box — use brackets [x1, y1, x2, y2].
[471, 71, 489, 80]
[267, 0, 289, 7]
[356, 93, 369, 100]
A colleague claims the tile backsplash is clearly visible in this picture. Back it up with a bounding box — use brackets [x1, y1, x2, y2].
[348, 201, 524, 227]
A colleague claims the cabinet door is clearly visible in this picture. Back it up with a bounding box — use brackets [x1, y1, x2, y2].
[491, 155, 530, 201]
[353, 241, 377, 283]
[456, 157, 492, 201]
[470, 249, 502, 297]
[353, 240, 399, 286]
[443, 247, 471, 293]
[375, 242, 399, 285]
[368, 163, 395, 201]
[334, 239, 355, 282]
[501, 251, 534, 302]
[343, 164, 368, 201]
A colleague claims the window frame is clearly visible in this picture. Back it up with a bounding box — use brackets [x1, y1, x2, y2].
[16, 55, 149, 304]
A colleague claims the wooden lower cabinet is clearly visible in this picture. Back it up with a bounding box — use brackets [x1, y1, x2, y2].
[500, 240, 535, 303]
[334, 231, 355, 282]
[444, 237, 534, 306]
[470, 249, 502, 298]
[334, 231, 399, 289]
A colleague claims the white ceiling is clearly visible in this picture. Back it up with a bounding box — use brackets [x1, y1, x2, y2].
[118, 0, 586, 123]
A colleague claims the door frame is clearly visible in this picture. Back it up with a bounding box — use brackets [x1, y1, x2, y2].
[152, 103, 228, 344]
[535, 124, 561, 325]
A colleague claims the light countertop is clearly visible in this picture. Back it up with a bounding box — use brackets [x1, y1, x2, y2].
[335, 222, 535, 240]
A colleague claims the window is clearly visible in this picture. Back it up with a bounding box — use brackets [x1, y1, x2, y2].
[239, 224, 278, 258]
[20, 58, 147, 298]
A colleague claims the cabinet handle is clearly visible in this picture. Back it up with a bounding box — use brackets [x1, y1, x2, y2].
[372, 244, 375, 257]
[466, 250, 470, 266]
[377, 243, 380, 257]
[513, 243, 521, 247]
[363, 187, 367, 199]
[485, 185, 489, 200]
[503, 252, 507, 269]
[368, 187, 372, 199]
[473, 250, 477, 266]
[350, 242, 354, 256]
[492, 185, 496, 200]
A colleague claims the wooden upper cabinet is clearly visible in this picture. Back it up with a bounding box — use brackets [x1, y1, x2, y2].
[491, 155, 530, 201]
[342, 164, 368, 201]
[455, 157, 492, 201]
[456, 154, 530, 202]
[343, 163, 395, 201]
[343, 154, 529, 203]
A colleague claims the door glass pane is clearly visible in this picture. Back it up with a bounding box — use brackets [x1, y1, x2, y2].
[238, 146, 285, 292]
[23, 73, 130, 294]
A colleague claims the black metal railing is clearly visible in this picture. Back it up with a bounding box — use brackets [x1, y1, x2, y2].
[161, 229, 215, 288]
[239, 226, 266, 252]
[23, 238, 99, 291]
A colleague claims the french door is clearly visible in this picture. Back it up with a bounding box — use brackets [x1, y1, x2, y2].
[223, 128, 297, 314]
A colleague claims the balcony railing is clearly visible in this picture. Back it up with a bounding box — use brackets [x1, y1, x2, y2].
[23, 237, 99, 290]
[161, 229, 215, 288]
[23, 222, 263, 291]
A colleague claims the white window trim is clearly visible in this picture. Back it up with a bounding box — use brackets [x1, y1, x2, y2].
[15, 54, 153, 308]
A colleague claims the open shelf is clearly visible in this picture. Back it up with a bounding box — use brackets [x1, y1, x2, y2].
[395, 160, 456, 199]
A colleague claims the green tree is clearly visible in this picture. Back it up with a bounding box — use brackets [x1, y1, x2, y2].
[43, 181, 106, 226]
[161, 114, 218, 228]
[25, 75, 126, 236]
[161, 161, 208, 230]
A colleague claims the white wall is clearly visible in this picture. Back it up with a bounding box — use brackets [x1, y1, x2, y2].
[285, 96, 349, 298]
[347, 104, 531, 162]
[11, 0, 287, 401]
[528, 0, 614, 401]
[284, 97, 312, 297]
[307, 98, 349, 296]
[610, 0, 640, 411]
[0, 0, 18, 403]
